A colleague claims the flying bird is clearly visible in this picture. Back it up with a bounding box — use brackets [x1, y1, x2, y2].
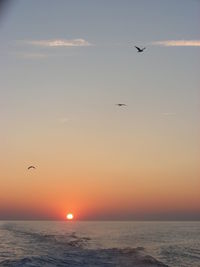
[116, 103, 127, 107]
[27, 166, 36, 170]
[134, 46, 146, 53]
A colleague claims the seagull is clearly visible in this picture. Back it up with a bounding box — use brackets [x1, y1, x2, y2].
[27, 166, 36, 170]
[134, 46, 146, 53]
[116, 103, 127, 107]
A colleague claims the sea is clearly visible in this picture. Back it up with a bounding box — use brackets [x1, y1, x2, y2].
[0, 221, 199, 267]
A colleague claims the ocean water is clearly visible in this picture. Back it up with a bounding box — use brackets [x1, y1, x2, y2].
[0, 221, 200, 267]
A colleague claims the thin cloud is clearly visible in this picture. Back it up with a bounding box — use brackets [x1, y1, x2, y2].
[58, 117, 71, 124]
[16, 52, 48, 59]
[162, 112, 176, 116]
[24, 38, 92, 47]
[152, 40, 200, 47]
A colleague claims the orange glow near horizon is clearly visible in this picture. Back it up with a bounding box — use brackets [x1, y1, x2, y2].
[0, 114, 199, 221]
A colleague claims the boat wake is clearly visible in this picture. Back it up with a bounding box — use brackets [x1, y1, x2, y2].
[1, 223, 168, 267]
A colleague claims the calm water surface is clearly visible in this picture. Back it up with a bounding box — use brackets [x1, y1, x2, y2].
[0, 221, 199, 266]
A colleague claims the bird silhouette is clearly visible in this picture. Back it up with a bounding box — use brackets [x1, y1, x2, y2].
[27, 166, 36, 170]
[116, 103, 127, 107]
[134, 46, 146, 53]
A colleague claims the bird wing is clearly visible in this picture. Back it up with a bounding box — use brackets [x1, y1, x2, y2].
[134, 46, 140, 51]
[28, 166, 35, 169]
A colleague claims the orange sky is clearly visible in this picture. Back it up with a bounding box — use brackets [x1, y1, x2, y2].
[1, 129, 199, 220]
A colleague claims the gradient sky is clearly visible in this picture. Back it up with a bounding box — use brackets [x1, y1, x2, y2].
[0, 0, 199, 220]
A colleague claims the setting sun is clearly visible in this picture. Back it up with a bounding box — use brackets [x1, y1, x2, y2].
[66, 213, 74, 220]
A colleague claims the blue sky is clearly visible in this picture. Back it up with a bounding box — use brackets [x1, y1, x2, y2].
[1, 0, 199, 121]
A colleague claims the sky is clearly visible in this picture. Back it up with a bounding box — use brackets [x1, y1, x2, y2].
[0, 0, 199, 220]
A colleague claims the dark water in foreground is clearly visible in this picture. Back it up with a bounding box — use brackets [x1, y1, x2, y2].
[0, 221, 199, 266]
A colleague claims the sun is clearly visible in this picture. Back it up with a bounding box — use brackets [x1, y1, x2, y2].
[66, 213, 74, 220]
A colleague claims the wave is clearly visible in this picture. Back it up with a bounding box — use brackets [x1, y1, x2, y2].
[2, 223, 90, 248]
[1, 223, 168, 267]
[160, 244, 200, 267]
